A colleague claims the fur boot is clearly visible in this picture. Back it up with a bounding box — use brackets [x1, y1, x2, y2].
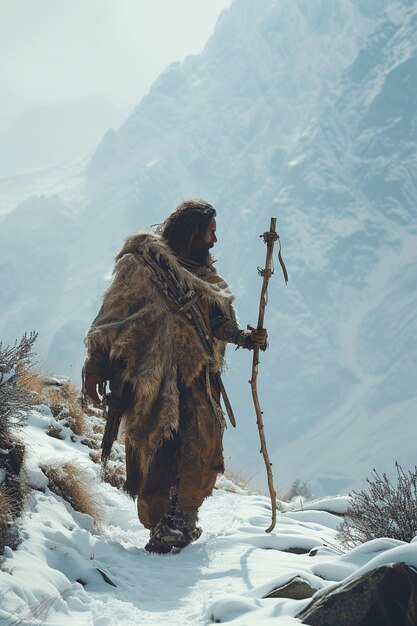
[145, 510, 202, 554]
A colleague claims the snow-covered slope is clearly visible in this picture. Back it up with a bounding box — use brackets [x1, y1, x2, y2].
[2, 405, 417, 626]
[1, 0, 416, 494]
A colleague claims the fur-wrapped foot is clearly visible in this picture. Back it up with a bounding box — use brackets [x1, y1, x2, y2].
[144, 511, 202, 554]
[144, 533, 173, 554]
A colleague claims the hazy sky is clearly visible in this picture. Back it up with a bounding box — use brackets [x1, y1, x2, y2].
[0, 0, 232, 123]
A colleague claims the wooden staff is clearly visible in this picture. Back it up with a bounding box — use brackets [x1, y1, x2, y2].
[249, 216, 286, 533]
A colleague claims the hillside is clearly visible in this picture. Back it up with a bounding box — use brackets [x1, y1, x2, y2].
[2, 387, 417, 626]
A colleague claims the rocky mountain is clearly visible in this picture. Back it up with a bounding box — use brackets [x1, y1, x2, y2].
[1, 0, 416, 494]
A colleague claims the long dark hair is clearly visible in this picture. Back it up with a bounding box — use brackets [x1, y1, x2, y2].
[158, 199, 216, 258]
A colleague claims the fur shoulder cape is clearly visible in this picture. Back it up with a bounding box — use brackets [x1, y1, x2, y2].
[85, 231, 236, 477]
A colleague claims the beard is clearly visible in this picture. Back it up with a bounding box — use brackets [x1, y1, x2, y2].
[189, 241, 213, 265]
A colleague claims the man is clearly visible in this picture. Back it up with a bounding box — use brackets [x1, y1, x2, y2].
[83, 199, 267, 554]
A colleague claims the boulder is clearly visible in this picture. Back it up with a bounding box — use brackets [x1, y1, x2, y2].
[284, 546, 310, 555]
[298, 562, 417, 626]
[264, 576, 318, 600]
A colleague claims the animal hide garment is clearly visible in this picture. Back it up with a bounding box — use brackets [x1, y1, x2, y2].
[84, 231, 239, 479]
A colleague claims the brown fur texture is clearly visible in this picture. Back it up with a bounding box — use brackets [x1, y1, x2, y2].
[84, 232, 237, 480]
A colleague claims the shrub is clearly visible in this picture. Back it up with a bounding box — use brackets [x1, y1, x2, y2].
[281, 479, 313, 503]
[0, 333, 37, 555]
[337, 462, 417, 548]
[41, 460, 102, 524]
[0, 332, 38, 437]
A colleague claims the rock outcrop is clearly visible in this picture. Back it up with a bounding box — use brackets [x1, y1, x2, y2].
[298, 562, 417, 626]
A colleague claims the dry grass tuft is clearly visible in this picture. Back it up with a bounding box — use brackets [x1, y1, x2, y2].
[46, 422, 64, 440]
[46, 382, 84, 435]
[0, 442, 27, 520]
[19, 371, 85, 436]
[101, 460, 126, 489]
[40, 460, 102, 525]
[89, 450, 101, 465]
[219, 466, 258, 495]
[89, 439, 126, 490]
[92, 422, 105, 435]
[0, 487, 13, 530]
[82, 405, 98, 418]
[17, 368, 46, 399]
[80, 434, 101, 450]
[0, 486, 19, 552]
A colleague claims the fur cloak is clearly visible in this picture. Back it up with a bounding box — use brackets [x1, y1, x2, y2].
[84, 231, 239, 480]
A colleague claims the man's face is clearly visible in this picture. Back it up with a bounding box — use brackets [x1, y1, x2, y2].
[205, 217, 217, 248]
[190, 217, 217, 264]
